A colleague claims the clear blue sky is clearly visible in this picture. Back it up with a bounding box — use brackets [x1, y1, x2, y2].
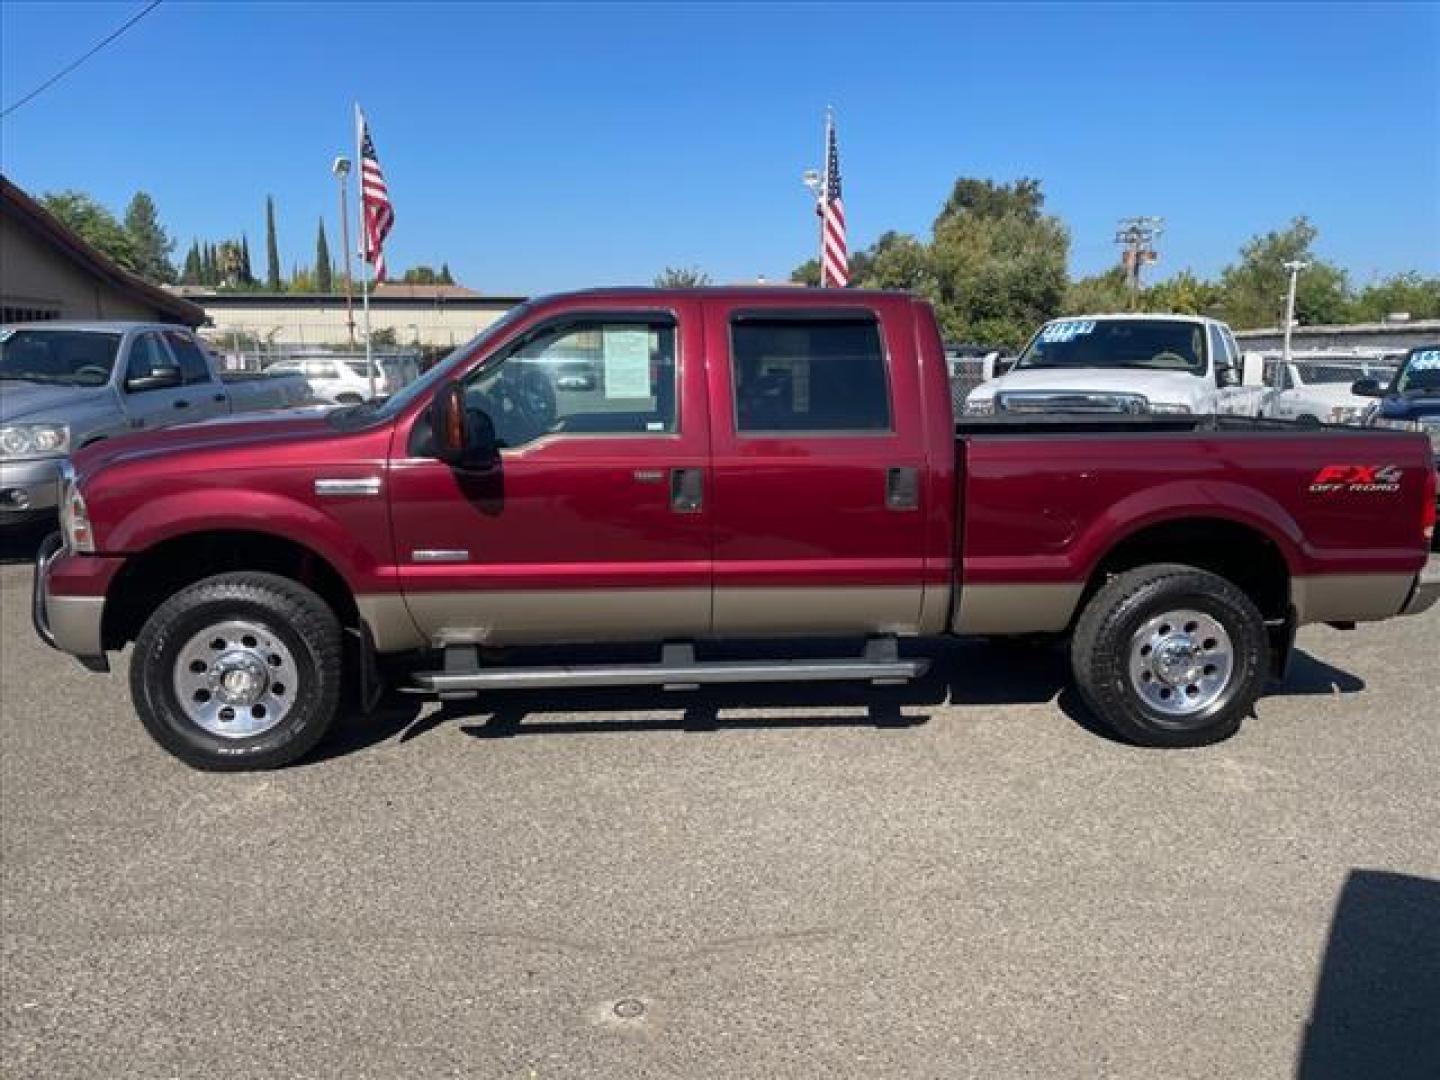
[2, 1, 1436, 295]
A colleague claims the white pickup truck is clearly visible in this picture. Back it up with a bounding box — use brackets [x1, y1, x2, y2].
[964, 313, 1266, 418]
[1258, 354, 1397, 426]
[1, 321, 313, 529]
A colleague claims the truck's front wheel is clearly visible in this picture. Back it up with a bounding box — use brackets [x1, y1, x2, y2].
[1070, 564, 1267, 747]
[130, 572, 342, 770]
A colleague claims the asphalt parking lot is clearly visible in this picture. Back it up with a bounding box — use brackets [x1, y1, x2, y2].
[2, 551, 1437, 1079]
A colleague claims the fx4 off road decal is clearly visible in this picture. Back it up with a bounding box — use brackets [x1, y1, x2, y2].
[1310, 465, 1403, 494]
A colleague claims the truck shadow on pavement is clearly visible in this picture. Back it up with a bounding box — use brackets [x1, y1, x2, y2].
[0, 520, 53, 565]
[313, 637, 1366, 759]
[1297, 869, 1440, 1080]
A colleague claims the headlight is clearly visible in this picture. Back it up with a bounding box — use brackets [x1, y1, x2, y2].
[1371, 417, 1424, 432]
[58, 468, 94, 553]
[0, 422, 70, 460]
[1149, 403, 1192, 416]
[964, 399, 995, 416]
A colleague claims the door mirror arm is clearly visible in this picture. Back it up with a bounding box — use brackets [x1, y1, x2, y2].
[125, 364, 183, 393]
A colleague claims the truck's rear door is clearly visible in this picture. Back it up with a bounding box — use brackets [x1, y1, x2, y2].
[703, 295, 930, 635]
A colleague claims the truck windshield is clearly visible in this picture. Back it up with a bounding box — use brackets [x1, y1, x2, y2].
[0, 329, 122, 387]
[1393, 348, 1440, 395]
[1016, 319, 1206, 373]
[328, 301, 536, 429]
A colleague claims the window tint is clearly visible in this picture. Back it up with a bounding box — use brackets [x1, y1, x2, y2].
[125, 333, 173, 390]
[462, 318, 676, 449]
[163, 331, 213, 384]
[730, 317, 890, 433]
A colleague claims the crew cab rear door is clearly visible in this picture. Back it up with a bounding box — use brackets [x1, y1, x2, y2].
[388, 298, 713, 645]
[703, 296, 929, 635]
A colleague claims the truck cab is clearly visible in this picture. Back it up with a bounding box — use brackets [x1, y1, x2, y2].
[963, 313, 1263, 418]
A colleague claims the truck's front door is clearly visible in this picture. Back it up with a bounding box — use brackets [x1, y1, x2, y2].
[388, 301, 712, 646]
[703, 298, 929, 635]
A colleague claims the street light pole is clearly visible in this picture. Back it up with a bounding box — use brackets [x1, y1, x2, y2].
[1282, 259, 1308, 366]
[332, 156, 355, 349]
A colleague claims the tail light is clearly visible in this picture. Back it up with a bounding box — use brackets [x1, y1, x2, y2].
[1423, 466, 1437, 543]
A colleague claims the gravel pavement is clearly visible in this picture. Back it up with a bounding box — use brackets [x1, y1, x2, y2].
[2, 556, 1437, 1079]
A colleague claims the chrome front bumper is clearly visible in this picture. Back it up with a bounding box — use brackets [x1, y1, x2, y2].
[33, 532, 109, 672]
[0, 456, 64, 521]
[1402, 554, 1440, 617]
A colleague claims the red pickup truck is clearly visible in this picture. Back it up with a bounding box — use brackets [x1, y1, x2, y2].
[34, 288, 1439, 769]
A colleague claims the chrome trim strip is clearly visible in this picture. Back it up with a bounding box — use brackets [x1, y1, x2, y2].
[413, 656, 930, 692]
[314, 477, 382, 496]
[411, 549, 469, 563]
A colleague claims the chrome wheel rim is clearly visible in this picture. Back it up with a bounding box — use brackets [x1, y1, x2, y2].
[1127, 608, 1233, 718]
[172, 619, 299, 738]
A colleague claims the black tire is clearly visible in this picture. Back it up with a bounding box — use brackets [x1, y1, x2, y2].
[1070, 563, 1267, 748]
[130, 572, 342, 770]
[336, 392, 364, 405]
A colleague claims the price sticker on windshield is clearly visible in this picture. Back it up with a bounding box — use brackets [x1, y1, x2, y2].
[1041, 320, 1096, 343]
[1410, 349, 1440, 371]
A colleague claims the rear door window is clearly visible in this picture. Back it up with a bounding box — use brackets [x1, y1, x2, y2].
[124, 333, 173, 390]
[729, 317, 891, 433]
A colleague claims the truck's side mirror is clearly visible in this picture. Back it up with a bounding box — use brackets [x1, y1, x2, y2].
[1350, 378, 1385, 398]
[1217, 364, 1241, 389]
[432, 381, 498, 468]
[125, 364, 183, 393]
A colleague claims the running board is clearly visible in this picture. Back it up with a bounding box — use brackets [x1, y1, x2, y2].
[409, 640, 928, 693]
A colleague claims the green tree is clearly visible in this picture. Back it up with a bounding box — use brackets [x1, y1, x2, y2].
[1349, 273, 1440, 322]
[852, 231, 934, 292]
[369, 326, 398, 346]
[1063, 267, 1130, 315]
[790, 258, 821, 286]
[314, 218, 333, 292]
[200, 242, 215, 286]
[401, 265, 441, 285]
[39, 191, 138, 271]
[1143, 270, 1223, 316]
[181, 241, 202, 285]
[122, 192, 175, 283]
[264, 196, 281, 291]
[439, 263, 455, 285]
[240, 234, 254, 284]
[653, 266, 712, 287]
[927, 179, 1069, 346]
[1217, 216, 1350, 329]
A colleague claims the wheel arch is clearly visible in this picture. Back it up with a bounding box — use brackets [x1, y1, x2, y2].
[102, 529, 360, 650]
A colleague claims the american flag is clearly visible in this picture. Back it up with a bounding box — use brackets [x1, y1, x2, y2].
[818, 114, 848, 288]
[356, 107, 394, 281]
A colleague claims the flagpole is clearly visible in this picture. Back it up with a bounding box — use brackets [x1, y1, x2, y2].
[355, 103, 376, 401]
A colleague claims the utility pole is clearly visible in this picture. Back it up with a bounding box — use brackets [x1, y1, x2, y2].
[332, 156, 356, 348]
[1281, 259, 1308, 366]
[1114, 216, 1164, 309]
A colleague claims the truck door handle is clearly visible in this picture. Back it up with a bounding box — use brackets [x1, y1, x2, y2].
[886, 467, 919, 510]
[670, 467, 703, 513]
[213, 393, 226, 403]
[174, 399, 190, 409]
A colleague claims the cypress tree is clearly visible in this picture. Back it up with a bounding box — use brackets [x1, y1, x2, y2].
[315, 218, 333, 292]
[265, 196, 281, 291]
[439, 262, 454, 285]
[182, 241, 201, 284]
[240, 234, 254, 284]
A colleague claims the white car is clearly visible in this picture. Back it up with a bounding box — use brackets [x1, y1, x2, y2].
[964, 313, 1266, 418]
[264, 356, 389, 404]
[1259, 356, 1396, 426]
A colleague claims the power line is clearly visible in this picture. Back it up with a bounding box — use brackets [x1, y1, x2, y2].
[0, 0, 164, 121]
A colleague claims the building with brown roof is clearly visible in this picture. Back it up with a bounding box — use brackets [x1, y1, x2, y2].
[0, 175, 203, 327]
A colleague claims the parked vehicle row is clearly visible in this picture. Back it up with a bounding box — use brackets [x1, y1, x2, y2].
[33, 288, 1438, 771]
[262, 355, 390, 405]
[1, 322, 314, 530]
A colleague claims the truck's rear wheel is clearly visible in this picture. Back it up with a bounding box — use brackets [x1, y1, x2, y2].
[1070, 564, 1267, 747]
[130, 572, 342, 770]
